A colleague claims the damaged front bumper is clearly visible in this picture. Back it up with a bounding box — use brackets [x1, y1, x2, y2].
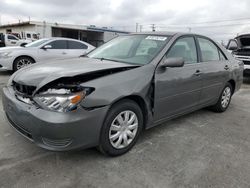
[2, 86, 109, 151]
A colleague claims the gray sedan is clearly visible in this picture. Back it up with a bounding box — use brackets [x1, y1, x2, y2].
[2, 32, 244, 156]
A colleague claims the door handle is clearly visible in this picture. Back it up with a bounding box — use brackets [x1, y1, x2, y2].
[62, 52, 67, 55]
[224, 65, 230, 70]
[194, 70, 202, 76]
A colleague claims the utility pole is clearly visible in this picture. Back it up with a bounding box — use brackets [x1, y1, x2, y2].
[140, 25, 143, 32]
[151, 24, 156, 32]
[136, 23, 139, 32]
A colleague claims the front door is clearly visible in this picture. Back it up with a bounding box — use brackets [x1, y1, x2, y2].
[6, 34, 19, 46]
[154, 36, 202, 122]
[38, 40, 68, 62]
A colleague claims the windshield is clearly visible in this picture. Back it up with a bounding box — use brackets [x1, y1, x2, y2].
[25, 39, 50, 47]
[88, 35, 169, 65]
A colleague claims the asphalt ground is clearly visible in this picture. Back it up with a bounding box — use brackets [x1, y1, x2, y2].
[1, 70, 250, 188]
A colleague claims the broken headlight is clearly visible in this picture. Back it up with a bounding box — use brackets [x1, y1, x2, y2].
[33, 87, 93, 112]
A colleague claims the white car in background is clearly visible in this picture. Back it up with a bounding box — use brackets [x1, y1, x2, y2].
[0, 38, 95, 71]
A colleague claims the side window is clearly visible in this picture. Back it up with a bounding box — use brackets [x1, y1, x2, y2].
[68, 41, 87, 49]
[166, 37, 197, 64]
[198, 38, 220, 61]
[26, 34, 31, 39]
[8, 35, 18, 40]
[47, 40, 67, 49]
[33, 34, 38, 39]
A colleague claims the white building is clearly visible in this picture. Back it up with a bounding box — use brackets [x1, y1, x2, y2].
[0, 21, 129, 46]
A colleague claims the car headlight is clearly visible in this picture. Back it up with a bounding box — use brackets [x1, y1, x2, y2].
[0, 52, 12, 58]
[33, 87, 93, 112]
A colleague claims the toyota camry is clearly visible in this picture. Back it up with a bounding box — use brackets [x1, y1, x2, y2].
[2, 32, 244, 156]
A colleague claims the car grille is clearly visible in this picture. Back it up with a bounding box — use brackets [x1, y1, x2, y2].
[13, 81, 36, 97]
[42, 137, 72, 148]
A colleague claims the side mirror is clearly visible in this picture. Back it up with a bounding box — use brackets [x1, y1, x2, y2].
[161, 57, 184, 68]
[20, 43, 27, 47]
[227, 39, 238, 51]
[42, 45, 52, 50]
[80, 51, 88, 57]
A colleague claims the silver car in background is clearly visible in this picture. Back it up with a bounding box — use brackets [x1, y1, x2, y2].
[0, 38, 95, 71]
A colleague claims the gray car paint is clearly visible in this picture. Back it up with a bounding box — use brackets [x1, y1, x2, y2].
[2, 32, 244, 151]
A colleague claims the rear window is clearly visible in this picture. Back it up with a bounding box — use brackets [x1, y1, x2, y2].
[198, 38, 220, 62]
[68, 41, 87, 49]
[47, 40, 67, 49]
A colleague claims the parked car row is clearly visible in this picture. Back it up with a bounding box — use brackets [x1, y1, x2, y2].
[0, 37, 95, 71]
[2, 32, 244, 156]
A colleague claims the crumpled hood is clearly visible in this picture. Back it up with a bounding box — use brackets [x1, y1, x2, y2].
[12, 57, 138, 89]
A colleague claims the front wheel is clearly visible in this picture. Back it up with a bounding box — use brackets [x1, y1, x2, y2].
[98, 99, 143, 156]
[211, 83, 233, 113]
[13, 57, 35, 72]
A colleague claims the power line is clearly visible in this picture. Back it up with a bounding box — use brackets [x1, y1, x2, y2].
[180, 17, 250, 25]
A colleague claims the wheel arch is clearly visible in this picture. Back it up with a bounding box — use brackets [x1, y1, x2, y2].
[13, 55, 36, 70]
[228, 79, 236, 94]
[109, 95, 150, 129]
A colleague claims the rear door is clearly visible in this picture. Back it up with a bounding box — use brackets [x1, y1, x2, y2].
[154, 36, 203, 122]
[67, 40, 90, 57]
[196, 37, 230, 105]
[38, 40, 68, 61]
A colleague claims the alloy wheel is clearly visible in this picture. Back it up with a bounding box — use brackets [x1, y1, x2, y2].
[16, 58, 33, 70]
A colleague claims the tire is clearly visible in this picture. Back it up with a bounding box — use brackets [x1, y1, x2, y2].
[98, 99, 143, 156]
[13, 56, 35, 72]
[211, 83, 233, 113]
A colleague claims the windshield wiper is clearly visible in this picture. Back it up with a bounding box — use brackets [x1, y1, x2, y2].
[95, 57, 131, 64]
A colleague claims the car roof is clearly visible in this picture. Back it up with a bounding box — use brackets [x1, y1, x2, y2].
[41, 37, 86, 42]
[131, 31, 217, 40]
[131, 31, 177, 36]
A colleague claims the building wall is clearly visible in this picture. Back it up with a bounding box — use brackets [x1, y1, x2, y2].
[0, 24, 52, 38]
[0, 22, 128, 45]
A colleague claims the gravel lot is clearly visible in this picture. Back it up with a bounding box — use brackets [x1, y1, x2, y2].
[0, 70, 250, 188]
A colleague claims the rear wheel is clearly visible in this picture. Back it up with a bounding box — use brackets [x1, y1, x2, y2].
[211, 83, 233, 112]
[13, 57, 35, 72]
[98, 99, 143, 156]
